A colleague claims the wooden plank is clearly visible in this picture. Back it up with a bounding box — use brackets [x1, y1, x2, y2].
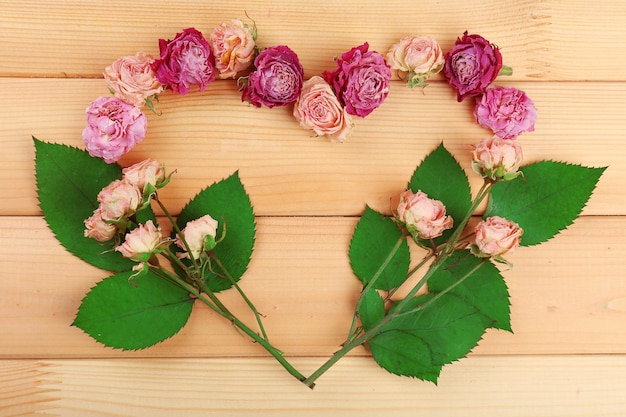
[1, 215, 624, 358]
[1, 79, 622, 217]
[2, 356, 626, 416]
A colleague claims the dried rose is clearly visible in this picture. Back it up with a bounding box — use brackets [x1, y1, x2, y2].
[82, 96, 147, 163]
[471, 216, 523, 258]
[443, 32, 503, 102]
[152, 27, 216, 95]
[176, 214, 219, 259]
[241, 45, 304, 108]
[84, 206, 117, 242]
[97, 179, 142, 221]
[103, 52, 164, 107]
[322, 42, 391, 117]
[209, 19, 256, 79]
[474, 86, 537, 140]
[386, 35, 444, 88]
[116, 220, 163, 262]
[396, 190, 453, 240]
[472, 136, 523, 181]
[293, 76, 353, 142]
[122, 159, 166, 193]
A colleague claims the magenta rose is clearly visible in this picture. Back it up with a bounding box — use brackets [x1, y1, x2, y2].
[474, 86, 537, 139]
[241, 45, 304, 108]
[322, 42, 391, 117]
[152, 27, 216, 95]
[443, 32, 503, 102]
[82, 96, 147, 163]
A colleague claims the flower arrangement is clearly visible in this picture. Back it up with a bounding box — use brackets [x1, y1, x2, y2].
[34, 20, 605, 389]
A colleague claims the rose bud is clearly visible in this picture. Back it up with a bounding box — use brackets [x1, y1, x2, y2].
[386, 35, 444, 88]
[97, 179, 142, 221]
[122, 159, 167, 194]
[293, 76, 353, 142]
[396, 190, 453, 240]
[209, 19, 256, 79]
[472, 136, 523, 181]
[474, 86, 537, 140]
[471, 216, 523, 258]
[176, 214, 219, 259]
[116, 220, 163, 262]
[84, 206, 117, 242]
[82, 96, 147, 163]
[104, 52, 164, 107]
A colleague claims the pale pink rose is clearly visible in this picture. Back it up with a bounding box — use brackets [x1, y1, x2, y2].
[116, 220, 163, 262]
[293, 76, 353, 142]
[396, 190, 453, 240]
[472, 136, 523, 181]
[84, 206, 117, 242]
[122, 159, 166, 193]
[176, 214, 219, 259]
[387, 35, 444, 87]
[104, 52, 164, 107]
[472, 216, 523, 257]
[209, 19, 256, 79]
[97, 179, 142, 221]
[82, 96, 148, 163]
[474, 86, 537, 139]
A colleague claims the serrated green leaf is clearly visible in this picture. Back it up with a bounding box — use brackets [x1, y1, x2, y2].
[408, 143, 472, 245]
[486, 161, 606, 246]
[350, 206, 410, 290]
[429, 250, 511, 331]
[73, 270, 194, 350]
[176, 172, 255, 292]
[34, 138, 133, 271]
[358, 289, 385, 331]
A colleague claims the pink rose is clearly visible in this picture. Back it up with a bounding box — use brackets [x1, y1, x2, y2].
[97, 179, 142, 221]
[152, 27, 216, 95]
[84, 206, 117, 242]
[122, 159, 166, 193]
[322, 42, 391, 117]
[176, 214, 219, 259]
[396, 190, 453, 240]
[474, 86, 537, 140]
[209, 19, 256, 79]
[472, 216, 523, 258]
[472, 136, 523, 181]
[116, 220, 163, 262]
[386, 35, 444, 87]
[443, 32, 503, 102]
[104, 52, 164, 107]
[82, 97, 147, 163]
[242, 45, 304, 108]
[293, 76, 353, 142]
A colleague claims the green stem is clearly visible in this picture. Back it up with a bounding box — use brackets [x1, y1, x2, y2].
[154, 195, 199, 268]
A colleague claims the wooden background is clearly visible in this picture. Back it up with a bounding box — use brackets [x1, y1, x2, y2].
[1, 0, 626, 415]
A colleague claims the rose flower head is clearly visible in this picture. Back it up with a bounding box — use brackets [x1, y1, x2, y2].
[472, 136, 523, 181]
[474, 86, 537, 140]
[322, 42, 391, 118]
[471, 216, 523, 261]
[396, 190, 453, 241]
[97, 179, 142, 222]
[293, 76, 353, 142]
[209, 19, 256, 79]
[104, 52, 164, 107]
[82, 96, 147, 163]
[122, 159, 167, 195]
[116, 220, 164, 262]
[176, 214, 219, 260]
[386, 35, 444, 88]
[241, 45, 304, 108]
[443, 32, 503, 102]
[84, 206, 118, 242]
[152, 27, 216, 95]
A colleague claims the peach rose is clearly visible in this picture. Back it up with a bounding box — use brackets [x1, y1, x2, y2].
[122, 159, 166, 193]
[387, 35, 444, 87]
[472, 216, 523, 258]
[397, 190, 453, 240]
[176, 214, 219, 259]
[293, 76, 353, 142]
[472, 136, 523, 181]
[116, 220, 163, 262]
[104, 52, 164, 107]
[97, 179, 142, 221]
[209, 19, 256, 79]
[84, 206, 117, 242]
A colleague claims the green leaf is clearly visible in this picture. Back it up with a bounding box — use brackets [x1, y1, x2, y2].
[349, 206, 410, 290]
[73, 270, 194, 350]
[34, 138, 134, 271]
[176, 172, 255, 292]
[486, 161, 606, 246]
[358, 289, 385, 331]
[408, 143, 472, 244]
[429, 251, 511, 331]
